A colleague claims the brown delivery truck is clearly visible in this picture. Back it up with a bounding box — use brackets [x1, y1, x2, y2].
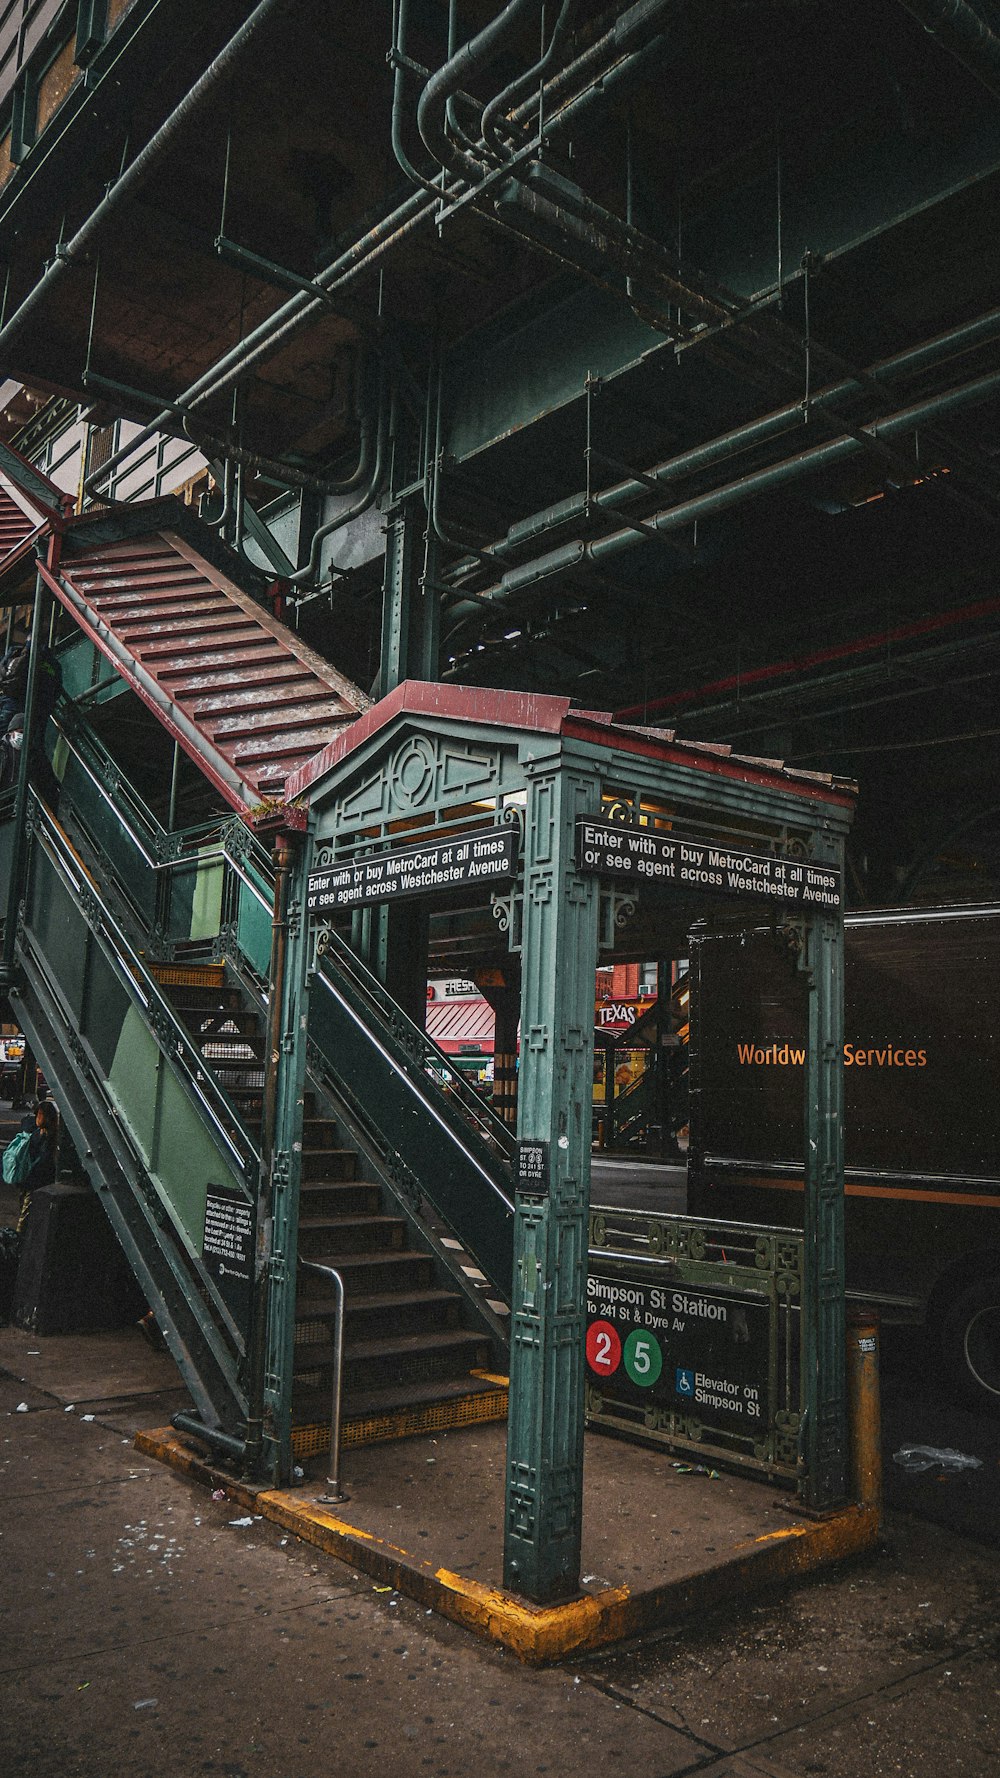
[687, 904, 1000, 1409]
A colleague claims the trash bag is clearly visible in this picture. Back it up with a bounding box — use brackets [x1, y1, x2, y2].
[892, 1444, 983, 1474]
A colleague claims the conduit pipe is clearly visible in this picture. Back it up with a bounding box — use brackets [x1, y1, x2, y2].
[287, 377, 392, 587]
[416, 0, 540, 180]
[896, 0, 1000, 99]
[0, 0, 289, 362]
[441, 298, 1000, 581]
[84, 1, 681, 504]
[480, 0, 580, 157]
[443, 362, 1000, 623]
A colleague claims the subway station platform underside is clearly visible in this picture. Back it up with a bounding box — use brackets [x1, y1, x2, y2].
[0, 1, 999, 902]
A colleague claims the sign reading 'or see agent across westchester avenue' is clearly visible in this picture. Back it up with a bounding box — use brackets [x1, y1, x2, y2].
[307, 826, 518, 913]
[575, 817, 841, 909]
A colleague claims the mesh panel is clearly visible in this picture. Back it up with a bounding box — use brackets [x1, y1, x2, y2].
[291, 1388, 509, 1456]
[150, 964, 225, 988]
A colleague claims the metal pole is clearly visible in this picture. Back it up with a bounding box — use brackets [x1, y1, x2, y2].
[0, 0, 290, 362]
[1, 549, 53, 981]
[243, 826, 295, 1476]
[167, 740, 181, 832]
[300, 1258, 348, 1505]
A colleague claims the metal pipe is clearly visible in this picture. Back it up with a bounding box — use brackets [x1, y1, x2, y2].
[480, 0, 579, 155]
[171, 1412, 248, 1463]
[0, 0, 289, 362]
[1, 546, 54, 981]
[287, 374, 391, 587]
[299, 1258, 348, 1505]
[444, 298, 1000, 582]
[446, 361, 1000, 620]
[417, 0, 540, 180]
[896, 0, 1000, 98]
[84, 4, 674, 503]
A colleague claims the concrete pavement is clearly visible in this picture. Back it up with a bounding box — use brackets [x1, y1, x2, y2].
[2, 1324, 998, 1778]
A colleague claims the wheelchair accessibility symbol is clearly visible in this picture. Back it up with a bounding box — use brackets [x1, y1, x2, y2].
[675, 1367, 695, 1398]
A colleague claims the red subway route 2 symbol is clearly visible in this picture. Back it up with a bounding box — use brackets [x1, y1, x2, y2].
[586, 1319, 622, 1375]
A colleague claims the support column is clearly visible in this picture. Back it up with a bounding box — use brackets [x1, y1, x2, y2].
[801, 882, 847, 1510]
[246, 819, 310, 1484]
[503, 762, 600, 1602]
[380, 493, 439, 693]
[478, 969, 520, 1127]
[377, 490, 436, 1022]
[2, 555, 51, 981]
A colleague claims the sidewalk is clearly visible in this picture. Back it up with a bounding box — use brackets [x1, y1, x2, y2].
[140, 1416, 877, 1663]
[2, 1322, 998, 1778]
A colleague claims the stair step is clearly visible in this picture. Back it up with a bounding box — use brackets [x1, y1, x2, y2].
[302, 1117, 339, 1147]
[295, 1287, 462, 1336]
[297, 1214, 407, 1255]
[292, 1371, 504, 1430]
[297, 1250, 435, 1293]
[299, 1180, 381, 1216]
[300, 1146, 358, 1182]
[176, 1005, 261, 1038]
[295, 1329, 492, 1393]
[297, 1325, 491, 1368]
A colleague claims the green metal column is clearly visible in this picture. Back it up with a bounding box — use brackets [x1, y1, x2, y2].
[377, 486, 437, 1018]
[503, 759, 600, 1602]
[252, 823, 311, 1483]
[2, 558, 50, 981]
[380, 494, 439, 692]
[800, 859, 847, 1510]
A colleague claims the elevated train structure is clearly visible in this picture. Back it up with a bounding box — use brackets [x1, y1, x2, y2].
[0, 0, 997, 1600]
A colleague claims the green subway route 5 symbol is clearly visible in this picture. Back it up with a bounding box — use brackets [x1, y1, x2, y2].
[623, 1328, 663, 1387]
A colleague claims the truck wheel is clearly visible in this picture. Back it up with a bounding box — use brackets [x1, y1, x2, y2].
[942, 1281, 1000, 1412]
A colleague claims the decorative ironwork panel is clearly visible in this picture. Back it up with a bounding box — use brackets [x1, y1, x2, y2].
[587, 1206, 804, 1488]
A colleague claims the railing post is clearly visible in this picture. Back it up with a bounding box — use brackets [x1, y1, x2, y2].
[2, 545, 54, 981]
[800, 864, 848, 1511]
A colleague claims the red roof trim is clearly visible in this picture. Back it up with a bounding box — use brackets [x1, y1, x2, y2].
[561, 714, 857, 809]
[284, 680, 571, 799]
[287, 679, 856, 813]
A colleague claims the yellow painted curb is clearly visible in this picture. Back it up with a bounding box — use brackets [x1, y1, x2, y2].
[135, 1427, 881, 1664]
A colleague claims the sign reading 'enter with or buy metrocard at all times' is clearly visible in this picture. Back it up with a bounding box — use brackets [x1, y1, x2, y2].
[575, 817, 842, 909]
[307, 826, 519, 913]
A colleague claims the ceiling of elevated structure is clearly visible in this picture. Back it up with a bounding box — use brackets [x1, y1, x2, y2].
[2, 0, 1000, 903]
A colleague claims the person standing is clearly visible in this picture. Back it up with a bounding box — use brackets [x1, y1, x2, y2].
[15, 1098, 59, 1236]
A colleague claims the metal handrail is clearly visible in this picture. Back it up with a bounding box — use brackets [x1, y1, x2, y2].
[299, 1258, 347, 1505]
[317, 924, 515, 1164]
[29, 795, 261, 1182]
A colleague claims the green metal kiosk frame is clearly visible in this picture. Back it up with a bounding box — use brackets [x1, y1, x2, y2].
[290, 682, 856, 1605]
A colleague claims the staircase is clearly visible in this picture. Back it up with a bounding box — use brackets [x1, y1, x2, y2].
[0, 478, 512, 1474]
[150, 960, 507, 1455]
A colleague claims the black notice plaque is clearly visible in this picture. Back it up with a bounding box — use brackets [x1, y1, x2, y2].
[576, 817, 841, 910]
[308, 826, 518, 914]
[516, 1139, 549, 1198]
[203, 1185, 253, 1321]
[586, 1269, 774, 1434]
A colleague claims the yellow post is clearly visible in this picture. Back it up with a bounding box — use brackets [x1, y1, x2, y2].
[846, 1309, 882, 1523]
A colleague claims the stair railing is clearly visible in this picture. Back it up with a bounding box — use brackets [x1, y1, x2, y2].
[298, 1258, 347, 1506]
[25, 794, 261, 1187]
[316, 925, 516, 1165]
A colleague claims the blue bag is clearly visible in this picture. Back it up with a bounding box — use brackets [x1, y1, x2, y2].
[2, 1131, 32, 1185]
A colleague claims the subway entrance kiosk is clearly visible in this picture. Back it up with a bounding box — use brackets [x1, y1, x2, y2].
[293, 683, 856, 1605]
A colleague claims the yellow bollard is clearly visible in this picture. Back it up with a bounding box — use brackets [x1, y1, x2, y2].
[846, 1309, 882, 1524]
